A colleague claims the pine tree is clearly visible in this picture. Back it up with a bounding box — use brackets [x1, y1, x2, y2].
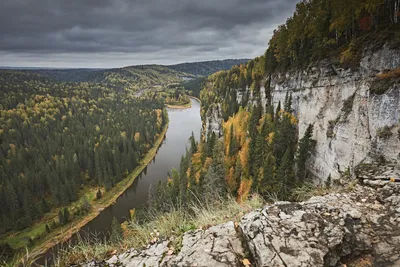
[190, 132, 197, 155]
[275, 101, 281, 121]
[296, 124, 316, 183]
[96, 189, 102, 200]
[179, 155, 189, 205]
[259, 153, 278, 199]
[276, 148, 296, 200]
[233, 157, 242, 195]
[40, 198, 50, 214]
[63, 208, 70, 224]
[58, 210, 64, 226]
[207, 132, 216, 157]
[204, 141, 226, 199]
[283, 93, 293, 113]
[228, 125, 238, 156]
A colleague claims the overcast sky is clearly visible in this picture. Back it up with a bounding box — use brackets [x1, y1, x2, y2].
[1, 0, 299, 68]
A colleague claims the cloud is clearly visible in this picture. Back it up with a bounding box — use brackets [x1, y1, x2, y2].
[0, 0, 299, 67]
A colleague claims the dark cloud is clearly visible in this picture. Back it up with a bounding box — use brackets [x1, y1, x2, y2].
[0, 0, 299, 67]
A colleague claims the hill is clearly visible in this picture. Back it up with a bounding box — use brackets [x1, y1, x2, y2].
[167, 59, 250, 76]
[2, 59, 249, 85]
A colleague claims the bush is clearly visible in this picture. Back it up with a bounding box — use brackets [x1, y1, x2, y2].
[377, 126, 393, 139]
[340, 42, 361, 69]
[370, 68, 400, 95]
[326, 120, 337, 138]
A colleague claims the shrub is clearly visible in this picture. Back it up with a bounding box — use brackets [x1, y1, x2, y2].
[340, 41, 361, 68]
[327, 120, 337, 138]
[370, 68, 400, 95]
[377, 126, 393, 139]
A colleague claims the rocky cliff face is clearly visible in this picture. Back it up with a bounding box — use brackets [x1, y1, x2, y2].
[82, 166, 400, 267]
[206, 44, 400, 181]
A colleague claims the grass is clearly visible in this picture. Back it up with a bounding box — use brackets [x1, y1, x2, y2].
[50, 194, 264, 267]
[3, 123, 169, 266]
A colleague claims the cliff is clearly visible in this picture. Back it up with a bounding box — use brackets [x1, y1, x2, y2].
[82, 165, 400, 266]
[205, 44, 400, 181]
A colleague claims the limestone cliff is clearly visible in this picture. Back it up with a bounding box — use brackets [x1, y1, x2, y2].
[205, 45, 400, 181]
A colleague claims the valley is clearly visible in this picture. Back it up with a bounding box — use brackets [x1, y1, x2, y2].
[0, 60, 242, 265]
[1, 0, 400, 266]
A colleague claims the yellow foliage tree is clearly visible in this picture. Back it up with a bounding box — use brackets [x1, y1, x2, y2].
[237, 179, 253, 203]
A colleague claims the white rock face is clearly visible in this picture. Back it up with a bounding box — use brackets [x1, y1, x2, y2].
[205, 102, 223, 137]
[206, 44, 400, 181]
[269, 45, 400, 180]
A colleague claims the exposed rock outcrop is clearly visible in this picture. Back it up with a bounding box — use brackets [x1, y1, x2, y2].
[82, 174, 400, 267]
[205, 44, 400, 181]
[83, 222, 245, 267]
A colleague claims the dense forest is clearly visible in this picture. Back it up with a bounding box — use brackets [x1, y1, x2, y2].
[23, 65, 193, 91]
[264, 0, 400, 72]
[0, 70, 167, 234]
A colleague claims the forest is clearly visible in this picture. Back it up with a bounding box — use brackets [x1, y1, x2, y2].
[264, 0, 400, 72]
[0, 70, 167, 239]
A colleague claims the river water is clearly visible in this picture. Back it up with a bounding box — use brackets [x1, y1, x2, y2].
[37, 98, 201, 265]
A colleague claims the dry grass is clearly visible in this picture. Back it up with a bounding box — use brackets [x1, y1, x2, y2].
[51, 194, 264, 266]
[291, 183, 334, 202]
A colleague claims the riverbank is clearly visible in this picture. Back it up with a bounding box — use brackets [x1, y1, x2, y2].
[165, 102, 191, 109]
[165, 96, 200, 109]
[8, 123, 169, 265]
[188, 96, 201, 103]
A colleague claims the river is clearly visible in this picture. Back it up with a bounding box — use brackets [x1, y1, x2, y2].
[37, 98, 201, 265]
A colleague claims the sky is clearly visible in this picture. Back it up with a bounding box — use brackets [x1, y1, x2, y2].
[0, 0, 299, 68]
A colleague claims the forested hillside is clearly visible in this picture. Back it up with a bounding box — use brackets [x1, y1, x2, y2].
[23, 65, 192, 91]
[0, 70, 167, 242]
[13, 59, 250, 87]
[151, 0, 400, 210]
[167, 59, 250, 76]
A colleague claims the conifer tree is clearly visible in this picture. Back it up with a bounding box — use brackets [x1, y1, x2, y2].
[228, 125, 238, 156]
[63, 208, 70, 224]
[58, 210, 64, 226]
[234, 156, 242, 192]
[96, 189, 102, 200]
[276, 148, 296, 200]
[296, 124, 316, 183]
[189, 132, 197, 155]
